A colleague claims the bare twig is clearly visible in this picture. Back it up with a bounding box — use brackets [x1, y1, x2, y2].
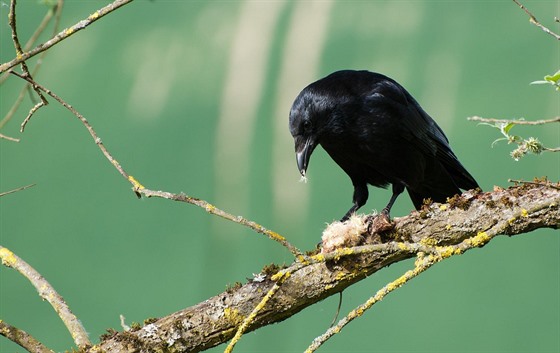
[0, 246, 91, 349]
[0, 132, 20, 142]
[10, 72, 304, 258]
[468, 116, 560, 125]
[7, 0, 49, 129]
[0, 184, 35, 197]
[0, 0, 63, 130]
[20, 96, 49, 132]
[23, 1, 65, 52]
[140, 189, 304, 258]
[512, 0, 560, 40]
[9, 0, 29, 70]
[0, 0, 135, 74]
[509, 178, 560, 190]
[0, 320, 55, 353]
[0, 0, 62, 85]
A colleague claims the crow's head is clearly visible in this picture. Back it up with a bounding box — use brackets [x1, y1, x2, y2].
[289, 87, 340, 178]
[289, 90, 319, 178]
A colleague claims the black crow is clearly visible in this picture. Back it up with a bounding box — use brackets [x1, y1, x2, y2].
[289, 70, 479, 221]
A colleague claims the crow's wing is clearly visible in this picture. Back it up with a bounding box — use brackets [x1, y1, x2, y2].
[363, 78, 478, 191]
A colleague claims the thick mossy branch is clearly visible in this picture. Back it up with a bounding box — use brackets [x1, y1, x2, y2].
[91, 183, 559, 353]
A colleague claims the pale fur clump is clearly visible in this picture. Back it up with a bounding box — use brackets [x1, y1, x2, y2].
[321, 214, 366, 253]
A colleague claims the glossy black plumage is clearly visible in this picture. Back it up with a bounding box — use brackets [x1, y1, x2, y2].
[289, 70, 479, 221]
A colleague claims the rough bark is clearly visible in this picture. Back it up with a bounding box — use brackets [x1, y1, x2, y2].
[90, 183, 559, 353]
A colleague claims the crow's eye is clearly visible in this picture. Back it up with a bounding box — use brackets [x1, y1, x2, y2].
[302, 120, 312, 133]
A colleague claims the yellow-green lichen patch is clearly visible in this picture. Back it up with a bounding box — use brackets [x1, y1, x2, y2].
[436, 246, 456, 259]
[470, 231, 491, 247]
[334, 268, 364, 282]
[332, 247, 355, 261]
[397, 242, 413, 251]
[419, 237, 438, 247]
[224, 307, 245, 325]
[310, 253, 325, 262]
[128, 175, 145, 190]
[89, 11, 100, 20]
[268, 231, 287, 242]
[386, 271, 411, 291]
[271, 270, 290, 282]
[0, 248, 16, 267]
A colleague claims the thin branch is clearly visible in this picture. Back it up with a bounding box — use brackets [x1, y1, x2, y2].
[306, 230, 494, 351]
[0, 132, 20, 142]
[9, 0, 27, 65]
[306, 253, 438, 352]
[468, 116, 560, 125]
[140, 189, 304, 258]
[0, 0, 64, 129]
[512, 0, 560, 40]
[23, 1, 65, 52]
[468, 116, 560, 159]
[7, 0, 49, 129]
[0, 246, 91, 349]
[9, 72, 304, 259]
[509, 178, 560, 190]
[0, 184, 35, 197]
[20, 96, 48, 132]
[0, 0, 135, 74]
[224, 269, 293, 353]
[0, 320, 55, 353]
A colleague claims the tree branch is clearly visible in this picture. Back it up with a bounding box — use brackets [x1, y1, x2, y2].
[0, 320, 55, 353]
[512, 0, 560, 40]
[0, 184, 35, 197]
[468, 116, 560, 125]
[468, 116, 560, 159]
[10, 71, 304, 259]
[0, 246, 91, 349]
[0, 0, 64, 130]
[0, 0, 135, 74]
[90, 183, 559, 353]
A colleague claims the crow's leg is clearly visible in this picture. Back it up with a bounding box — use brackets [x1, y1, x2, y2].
[381, 183, 405, 218]
[341, 183, 368, 222]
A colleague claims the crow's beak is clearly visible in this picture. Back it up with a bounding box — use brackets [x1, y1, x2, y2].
[295, 136, 316, 177]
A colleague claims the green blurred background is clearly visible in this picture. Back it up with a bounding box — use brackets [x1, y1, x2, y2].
[1, 1, 558, 352]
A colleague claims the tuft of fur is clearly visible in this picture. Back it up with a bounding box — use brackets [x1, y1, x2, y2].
[321, 214, 366, 253]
